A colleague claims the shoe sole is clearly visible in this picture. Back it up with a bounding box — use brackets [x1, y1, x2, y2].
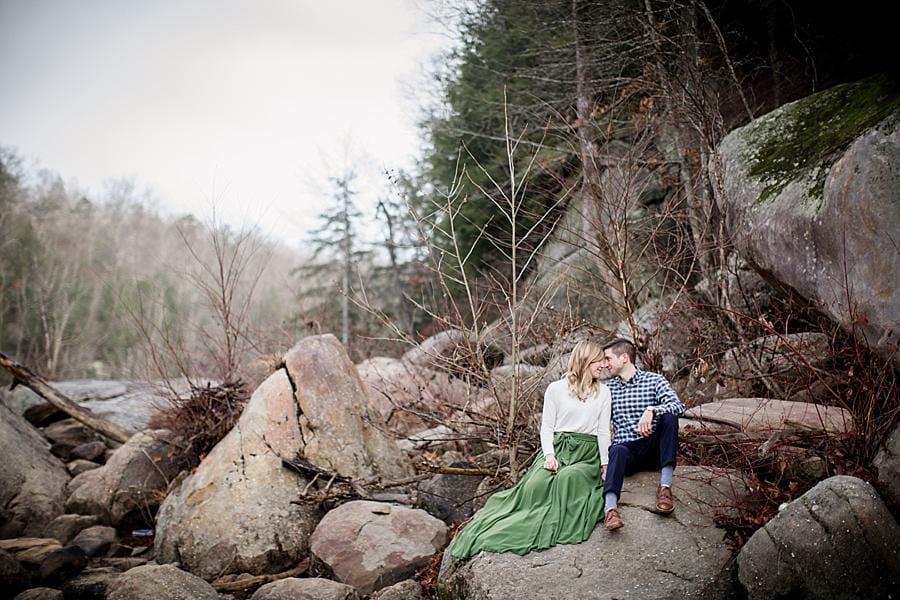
[653, 505, 675, 515]
[605, 521, 624, 531]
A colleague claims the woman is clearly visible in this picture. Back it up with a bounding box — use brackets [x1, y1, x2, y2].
[449, 340, 612, 559]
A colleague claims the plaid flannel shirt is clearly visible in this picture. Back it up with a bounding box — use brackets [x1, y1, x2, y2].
[607, 369, 684, 444]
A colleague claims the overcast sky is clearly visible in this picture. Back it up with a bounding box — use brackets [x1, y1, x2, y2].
[0, 0, 450, 247]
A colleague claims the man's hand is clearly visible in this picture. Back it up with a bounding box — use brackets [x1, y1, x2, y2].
[638, 407, 654, 437]
[602, 464, 608, 480]
[543, 456, 559, 471]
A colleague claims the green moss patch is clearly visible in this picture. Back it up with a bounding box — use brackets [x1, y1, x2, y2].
[745, 75, 900, 203]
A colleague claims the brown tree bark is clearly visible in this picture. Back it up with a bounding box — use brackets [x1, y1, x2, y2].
[0, 350, 131, 443]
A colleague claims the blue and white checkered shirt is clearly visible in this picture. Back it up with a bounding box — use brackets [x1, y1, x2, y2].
[607, 369, 684, 444]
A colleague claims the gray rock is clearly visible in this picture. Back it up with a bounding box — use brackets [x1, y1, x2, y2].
[13, 588, 64, 600]
[419, 461, 484, 524]
[873, 424, 900, 503]
[23, 403, 66, 427]
[69, 525, 117, 557]
[438, 467, 751, 600]
[401, 329, 504, 376]
[106, 563, 219, 600]
[65, 430, 182, 525]
[61, 567, 120, 600]
[2, 380, 129, 415]
[375, 579, 425, 600]
[44, 514, 100, 546]
[250, 577, 360, 600]
[156, 336, 413, 581]
[66, 459, 101, 477]
[357, 356, 480, 435]
[43, 419, 100, 447]
[1, 548, 31, 596]
[154, 369, 321, 580]
[738, 475, 900, 599]
[0, 404, 70, 538]
[39, 545, 88, 585]
[69, 441, 107, 462]
[685, 398, 853, 434]
[718, 77, 900, 365]
[0, 538, 63, 565]
[311, 500, 448, 595]
[716, 332, 832, 397]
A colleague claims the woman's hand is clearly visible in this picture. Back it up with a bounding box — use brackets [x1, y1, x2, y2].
[543, 456, 559, 471]
[602, 464, 608, 480]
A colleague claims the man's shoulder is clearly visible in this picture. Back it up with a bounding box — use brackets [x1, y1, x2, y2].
[636, 369, 670, 385]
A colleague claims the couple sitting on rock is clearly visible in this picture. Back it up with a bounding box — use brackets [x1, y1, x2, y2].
[449, 338, 685, 560]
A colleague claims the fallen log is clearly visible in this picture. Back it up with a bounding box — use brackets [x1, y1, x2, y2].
[0, 350, 131, 443]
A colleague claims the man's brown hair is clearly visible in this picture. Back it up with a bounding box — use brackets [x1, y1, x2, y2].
[603, 338, 636, 364]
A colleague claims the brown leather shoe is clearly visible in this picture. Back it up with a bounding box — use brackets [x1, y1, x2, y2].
[604, 508, 624, 530]
[656, 485, 675, 514]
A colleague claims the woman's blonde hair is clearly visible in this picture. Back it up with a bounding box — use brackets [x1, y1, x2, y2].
[566, 340, 605, 400]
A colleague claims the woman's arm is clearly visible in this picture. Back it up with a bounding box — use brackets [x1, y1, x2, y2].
[596, 386, 612, 466]
[540, 383, 559, 470]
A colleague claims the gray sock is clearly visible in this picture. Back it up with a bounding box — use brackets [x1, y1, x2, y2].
[605, 492, 618, 513]
[660, 465, 674, 487]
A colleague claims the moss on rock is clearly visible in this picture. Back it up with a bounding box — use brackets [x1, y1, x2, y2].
[742, 74, 900, 203]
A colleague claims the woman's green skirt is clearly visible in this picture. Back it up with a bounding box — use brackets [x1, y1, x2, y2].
[449, 431, 605, 560]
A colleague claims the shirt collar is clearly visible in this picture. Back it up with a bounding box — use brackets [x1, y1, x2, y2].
[615, 367, 645, 385]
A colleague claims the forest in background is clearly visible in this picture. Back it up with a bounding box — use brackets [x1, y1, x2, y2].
[1, 0, 895, 399]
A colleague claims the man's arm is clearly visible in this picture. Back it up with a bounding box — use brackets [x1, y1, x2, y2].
[651, 375, 684, 416]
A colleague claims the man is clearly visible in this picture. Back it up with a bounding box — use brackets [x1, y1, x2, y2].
[600, 338, 684, 530]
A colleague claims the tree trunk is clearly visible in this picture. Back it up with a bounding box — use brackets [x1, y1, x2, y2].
[0, 350, 131, 443]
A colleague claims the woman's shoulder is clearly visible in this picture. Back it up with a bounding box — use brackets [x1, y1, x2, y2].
[545, 378, 568, 394]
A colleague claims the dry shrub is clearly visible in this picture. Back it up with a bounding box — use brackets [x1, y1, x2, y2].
[150, 380, 249, 463]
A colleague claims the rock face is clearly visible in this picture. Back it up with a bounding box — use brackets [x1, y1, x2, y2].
[0, 403, 70, 538]
[65, 429, 181, 525]
[156, 335, 412, 580]
[438, 467, 750, 600]
[685, 398, 853, 434]
[250, 577, 360, 600]
[716, 332, 832, 397]
[106, 563, 219, 600]
[401, 329, 504, 376]
[310, 500, 448, 595]
[718, 77, 900, 364]
[873, 424, 900, 502]
[357, 356, 479, 434]
[2, 378, 203, 432]
[419, 462, 484, 524]
[738, 476, 900, 599]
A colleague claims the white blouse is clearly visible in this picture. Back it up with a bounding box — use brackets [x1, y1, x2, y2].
[540, 378, 612, 465]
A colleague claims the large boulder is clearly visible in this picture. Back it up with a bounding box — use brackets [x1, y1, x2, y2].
[438, 466, 751, 600]
[310, 500, 448, 595]
[250, 577, 360, 600]
[105, 563, 219, 600]
[401, 329, 504, 379]
[716, 332, 832, 398]
[357, 356, 480, 434]
[155, 335, 412, 580]
[65, 429, 182, 525]
[738, 475, 900, 599]
[0, 403, 70, 538]
[718, 76, 900, 365]
[873, 424, 900, 503]
[1, 378, 206, 432]
[685, 398, 853, 434]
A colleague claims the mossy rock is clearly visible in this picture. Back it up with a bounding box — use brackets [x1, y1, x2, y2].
[737, 75, 900, 204]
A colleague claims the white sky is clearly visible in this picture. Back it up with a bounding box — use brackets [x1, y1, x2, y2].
[0, 0, 450, 247]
